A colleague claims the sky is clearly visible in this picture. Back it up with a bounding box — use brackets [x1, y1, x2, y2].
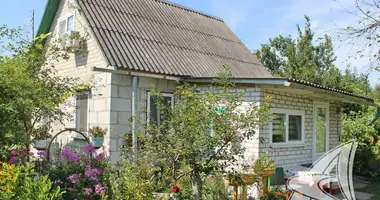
[0, 0, 379, 86]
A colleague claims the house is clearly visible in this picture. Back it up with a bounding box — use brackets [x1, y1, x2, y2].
[37, 0, 375, 171]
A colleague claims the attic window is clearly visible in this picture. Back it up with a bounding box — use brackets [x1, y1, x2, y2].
[58, 15, 74, 37]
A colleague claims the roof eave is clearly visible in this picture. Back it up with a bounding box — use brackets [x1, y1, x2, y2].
[184, 77, 376, 106]
[36, 0, 61, 38]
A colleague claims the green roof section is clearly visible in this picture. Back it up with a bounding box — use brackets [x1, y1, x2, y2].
[36, 0, 61, 37]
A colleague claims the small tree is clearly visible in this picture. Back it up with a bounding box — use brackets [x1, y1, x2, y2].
[0, 25, 82, 160]
[136, 66, 270, 200]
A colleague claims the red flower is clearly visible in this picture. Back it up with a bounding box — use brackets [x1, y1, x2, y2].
[171, 185, 180, 193]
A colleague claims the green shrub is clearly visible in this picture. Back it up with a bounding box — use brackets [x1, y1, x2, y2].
[107, 157, 156, 200]
[341, 109, 380, 180]
[202, 174, 230, 200]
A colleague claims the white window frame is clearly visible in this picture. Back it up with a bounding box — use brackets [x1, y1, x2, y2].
[57, 14, 75, 37]
[270, 108, 305, 147]
[312, 101, 330, 161]
[74, 93, 90, 139]
[147, 92, 174, 126]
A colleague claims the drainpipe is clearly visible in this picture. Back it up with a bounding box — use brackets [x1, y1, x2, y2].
[368, 108, 380, 126]
[132, 76, 138, 162]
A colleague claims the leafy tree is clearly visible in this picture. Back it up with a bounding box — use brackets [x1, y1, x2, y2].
[0, 25, 80, 161]
[134, 66, 270, 200]
[255, 16, 371, 98]
[255, 15, 337, 86]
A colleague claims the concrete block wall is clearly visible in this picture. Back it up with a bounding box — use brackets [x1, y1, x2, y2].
[107, 74, 177, 164]
[260, 89, 342, 170]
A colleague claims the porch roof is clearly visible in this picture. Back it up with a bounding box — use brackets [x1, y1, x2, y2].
[184, 77, 376, 106]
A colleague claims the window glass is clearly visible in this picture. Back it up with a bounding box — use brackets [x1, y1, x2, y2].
[76, 94, 88, 132]
[288, 115, 302, 141]
[149, 95, 159, 126]
[272, 113, 286, 143]
[67, 16, 74, 33]
[316, 108, 327, 153]
[148, 93, 173, 127]
[58, 20, 66, 36]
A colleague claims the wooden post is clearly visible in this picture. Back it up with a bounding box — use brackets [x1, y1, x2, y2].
[233, 184, 238, 200]
[241, 184, 248, 200]
[262, 176, 268, 193]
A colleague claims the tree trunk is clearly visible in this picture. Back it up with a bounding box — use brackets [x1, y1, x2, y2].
[191, 171, 202, 200]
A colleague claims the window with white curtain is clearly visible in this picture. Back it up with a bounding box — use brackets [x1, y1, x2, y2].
[270, 108, 304, 145]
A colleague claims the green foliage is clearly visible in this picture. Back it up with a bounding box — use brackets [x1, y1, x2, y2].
[252, 154, 275, 174]
[2, 162, 63, 200]
[260, 187, 286, 200]
[0, 25, 80, 161]
[107, 157, 156, 200]
[255, 16, 371, 98]
[202, 174, 230, 200]
[255, 16, 336, 85]
[89, 126, 108, 138]
[341, 109, 380, 180]
[136, 66, 271, 199]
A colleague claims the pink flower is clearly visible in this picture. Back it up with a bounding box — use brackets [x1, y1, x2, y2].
[84, 188, 93, 196]
[85, 167, 101, 181]
[60, 148, 71, 161]
[67, 188, 73, 192]
[95, 153, 106, 161]
[95, 184, 105, 197]
[83, 144, 95, 154]
[69, 153, 79, 163]
[10, 149, 18, 156]
[68, 174, 80, 184]
[37, 151, 46, 160]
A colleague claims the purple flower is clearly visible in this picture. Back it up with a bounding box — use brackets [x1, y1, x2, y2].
[37, 151, 46, 160]
[83, 188, 93, 196]
[9, 156, 18, 164]
[68, 174, 80, 184]
[20, 151, 27, 157]
[60, 148, 71, 161]
[67, 188, 73, 192]
[69, 153, 79, 163]
[10, 149, 18, 156]
[83, 144, 95, 154]
[85, 167, 101, 181]
[95, 184, 105, 197]
[95, 153, 106, 161]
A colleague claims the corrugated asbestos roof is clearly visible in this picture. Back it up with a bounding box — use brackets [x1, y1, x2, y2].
[185, 76, 374, 102]
[287, 78, 373, 102]
[77, 0, 272, 78]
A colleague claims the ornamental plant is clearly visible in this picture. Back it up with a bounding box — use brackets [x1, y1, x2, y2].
[47, 144, 110, 199]
[136, 66, 271, 200]
[0, 161, 16, 198]
[89, 126, 108, 138]
[253, 154, 275, 175]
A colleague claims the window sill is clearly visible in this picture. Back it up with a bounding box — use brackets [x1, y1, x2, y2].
[270, 143, 306, 148]
[72, 132, 89, 140]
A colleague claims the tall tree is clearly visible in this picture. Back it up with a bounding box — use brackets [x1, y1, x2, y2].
[255, 16, 337, 86]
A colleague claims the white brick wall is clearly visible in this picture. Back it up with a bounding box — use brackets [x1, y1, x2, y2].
[106, 74, 178, 164]
[260, 89, 342, 170]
